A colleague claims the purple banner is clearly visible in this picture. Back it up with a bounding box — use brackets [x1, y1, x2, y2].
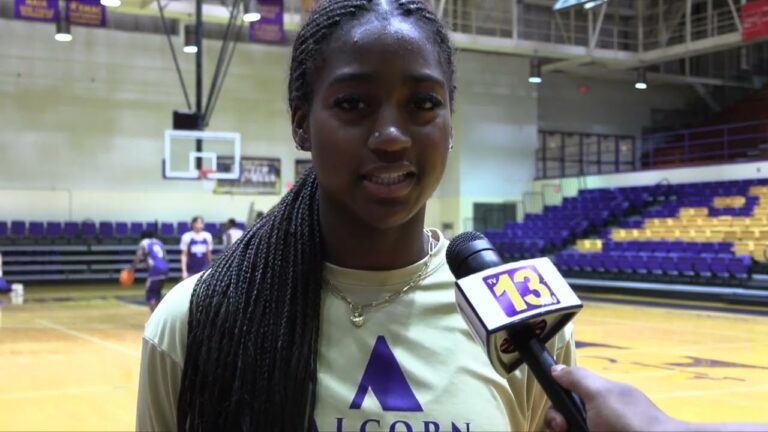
[67, 0, 106, 27]
[249, 0, 285, 43]
[14, 0, 60, 22]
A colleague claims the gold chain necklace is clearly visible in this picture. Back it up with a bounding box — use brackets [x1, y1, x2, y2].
[325, 229, 438, 328]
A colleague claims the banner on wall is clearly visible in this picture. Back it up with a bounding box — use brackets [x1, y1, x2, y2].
[216, 157, 282, 195]
[295, 159, 312, 182]
[249, 0, 285, 43]
[14, 0, 60, 22]
[742, 0, 768, 41]
[67, 0, 106, 27]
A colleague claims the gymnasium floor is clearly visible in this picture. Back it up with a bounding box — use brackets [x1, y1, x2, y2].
[0, 285, 767, 431]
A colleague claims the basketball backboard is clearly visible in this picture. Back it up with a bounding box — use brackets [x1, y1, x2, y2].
[163, 129, 241, 180]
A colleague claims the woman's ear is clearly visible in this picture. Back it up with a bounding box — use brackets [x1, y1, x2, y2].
[291, 105, 310, 151]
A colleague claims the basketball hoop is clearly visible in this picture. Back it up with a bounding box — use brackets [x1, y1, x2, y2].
[199, 169, 217, 192]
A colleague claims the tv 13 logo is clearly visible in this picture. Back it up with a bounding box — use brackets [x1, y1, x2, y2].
[482, 265, 559, 317]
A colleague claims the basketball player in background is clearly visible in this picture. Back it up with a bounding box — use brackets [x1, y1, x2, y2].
[127, 231, 169, 312]
[221, 218, 244, 249]
[179, 216, 213, 279]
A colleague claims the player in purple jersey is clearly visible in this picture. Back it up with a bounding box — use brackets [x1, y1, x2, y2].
[128, 231, 169, 312]
[180, 216, 214, 279]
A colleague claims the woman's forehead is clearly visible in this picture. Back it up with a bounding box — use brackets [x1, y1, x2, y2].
[319, 15, 445, 77]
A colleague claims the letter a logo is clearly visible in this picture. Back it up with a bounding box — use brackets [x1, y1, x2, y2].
[349, 336, 423, 412]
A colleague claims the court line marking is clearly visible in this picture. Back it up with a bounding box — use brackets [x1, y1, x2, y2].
[0, 385, 129, 399]
[37, 320, 140, 357]
[576, 316, 766, 339]
[578, 340, 765, 355]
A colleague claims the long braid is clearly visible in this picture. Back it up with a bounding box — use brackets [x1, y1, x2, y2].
[176, 1, 456, 430]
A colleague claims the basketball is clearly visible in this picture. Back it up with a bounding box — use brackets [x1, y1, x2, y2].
[119, 269, 134, 287]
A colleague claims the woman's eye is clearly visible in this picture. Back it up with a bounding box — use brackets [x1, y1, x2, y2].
[412, 94, 444, 111]
[333, 95, 367, 111]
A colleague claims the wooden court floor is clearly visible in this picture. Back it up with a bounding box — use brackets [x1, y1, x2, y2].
[0, 284, 767, 431]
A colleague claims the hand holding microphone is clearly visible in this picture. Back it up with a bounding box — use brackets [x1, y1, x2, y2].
[447, 232, 589, 432]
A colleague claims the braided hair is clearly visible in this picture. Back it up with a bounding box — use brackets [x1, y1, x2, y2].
[176, 1, 455, 430]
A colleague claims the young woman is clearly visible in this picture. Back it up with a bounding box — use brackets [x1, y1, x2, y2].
[178, 216, 213, 279]
[137, 1, 576, 430]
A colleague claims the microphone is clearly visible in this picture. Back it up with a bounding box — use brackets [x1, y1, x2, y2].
[447, 232, 589, 432]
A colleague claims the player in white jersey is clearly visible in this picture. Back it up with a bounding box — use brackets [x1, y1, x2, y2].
[137, 2, 577, 430]
[179, 216, 213, 279]
[221, 218, 244, 249]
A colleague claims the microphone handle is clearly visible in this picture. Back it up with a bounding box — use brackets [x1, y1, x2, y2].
[516, 336, 589, 432]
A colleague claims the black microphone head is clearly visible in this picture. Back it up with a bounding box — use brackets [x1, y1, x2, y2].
[447, 231, 503, 279]
[447, 231, 485, 272]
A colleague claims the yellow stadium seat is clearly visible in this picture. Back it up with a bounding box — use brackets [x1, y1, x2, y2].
[734, 241, 754, 255]
[741, 230, 759, 241]
[708, 231, 725, 241]
[723, 230, 741, 241]
[752, 246, 767, 263]
[732, 218, 750, 227]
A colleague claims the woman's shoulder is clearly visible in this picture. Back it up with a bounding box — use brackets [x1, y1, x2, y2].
[143, 274, 199, 366]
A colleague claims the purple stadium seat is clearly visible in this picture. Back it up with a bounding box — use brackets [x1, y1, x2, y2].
[675, 255, 695, 276]
[204, 222, 218, 236]
[28, 221, 44, 238]
[615, 253, 633, 273]
[603, 253, 620, 273]
[236, 223, 246, 231]
[98, 222, 114, 239]
[645, 253, 663, 275]
[693, 256, 712, 276]
[63, 222, 80, 238]
[45, 221, 63, 237]
[728, 256, 751, 279]
[177, 221, 191, 235]
[576, 253, 592, 272]
[700, 243, 717, 255]
[115, 222, 129, 237]
[160, 222, 175, 238]
[130, 222, 144, 237]
[81, 221, 97, 238]
[631, 253, 649, 274]
[145, 221, 158, 234]
[589, 254, 604, 272]
[709, 255, 730, 278]
[0, 221, 7, 237]
[661, 254, 678, 275]
[715, 243, 733, 255]
[10, 220, 25, 237]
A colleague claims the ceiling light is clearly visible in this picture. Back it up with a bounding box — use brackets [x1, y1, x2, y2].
[529, 59, 542, 84]
[183, 24, 197, 54]
[243, 0, 261, 22]
[55, 18, 72, 42]
[635, 69, 647, 90]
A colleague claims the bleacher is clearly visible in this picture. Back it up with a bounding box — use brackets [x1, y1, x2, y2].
[545, 179, 768, 286]
[0, 220, 240, 282]
[486, 185, 666, 261]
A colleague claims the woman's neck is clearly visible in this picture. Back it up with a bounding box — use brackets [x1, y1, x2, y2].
[319, 199, 428, 271]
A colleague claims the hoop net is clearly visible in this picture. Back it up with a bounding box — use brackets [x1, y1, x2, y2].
[199, 169, 217, 192]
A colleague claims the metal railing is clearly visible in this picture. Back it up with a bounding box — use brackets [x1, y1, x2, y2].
[438, 1, 743, 54]
[642, 120, 768, 168]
